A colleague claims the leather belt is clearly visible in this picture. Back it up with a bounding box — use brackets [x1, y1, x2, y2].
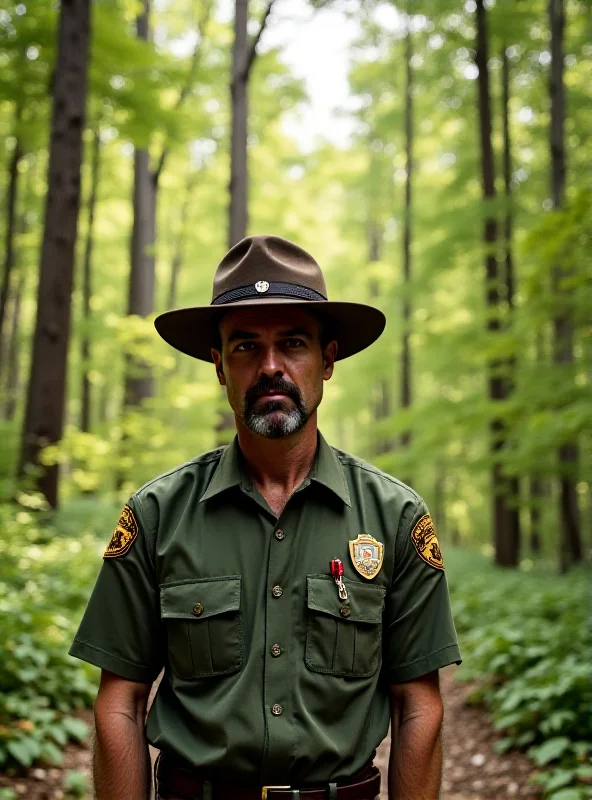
[156, 759, 381, 800]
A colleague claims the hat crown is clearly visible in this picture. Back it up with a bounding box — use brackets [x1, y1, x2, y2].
[212, 235, 328, 303]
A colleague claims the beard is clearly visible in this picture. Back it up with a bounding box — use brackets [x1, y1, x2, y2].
[243, 376, 309, 439]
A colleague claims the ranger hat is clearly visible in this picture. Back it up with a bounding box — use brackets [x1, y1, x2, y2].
[154, 234, 386, 362]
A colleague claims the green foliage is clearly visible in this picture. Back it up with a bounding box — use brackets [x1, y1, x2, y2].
[448, 550, 592, 798]
[0, 501, 115, 770]
[63, 768, 90, 798]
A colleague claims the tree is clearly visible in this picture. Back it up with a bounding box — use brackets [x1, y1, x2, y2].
[400, 15, 413, 453]
[475, 0, 517, 566]
[228, 0, 275, 246]
[18, 0, 91, 507]
[80, 128, 101, 432]
[548, 0, 582, 568]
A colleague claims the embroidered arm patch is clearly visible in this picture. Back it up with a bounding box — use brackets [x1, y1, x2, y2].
[411, 514, 444, 570]
[104, 505, 139, 558]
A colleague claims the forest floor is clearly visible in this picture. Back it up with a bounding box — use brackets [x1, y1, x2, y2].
[0, 669, 543, 800]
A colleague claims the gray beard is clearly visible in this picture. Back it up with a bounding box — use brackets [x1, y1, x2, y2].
[245, 401, 308, 439]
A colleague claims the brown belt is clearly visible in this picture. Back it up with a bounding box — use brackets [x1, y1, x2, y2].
[156, 758, 381, 800]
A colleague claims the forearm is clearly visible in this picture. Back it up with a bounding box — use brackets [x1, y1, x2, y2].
[93, 709, 151, 800]
[389, 709, 443, 800]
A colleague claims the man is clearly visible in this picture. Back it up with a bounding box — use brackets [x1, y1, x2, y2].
[70, 235, 461, 800]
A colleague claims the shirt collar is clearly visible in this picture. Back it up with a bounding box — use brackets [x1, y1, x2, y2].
[199, 432, 351, 507]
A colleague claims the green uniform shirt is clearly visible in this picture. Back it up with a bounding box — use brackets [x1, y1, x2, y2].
[70, 433, 461, 785]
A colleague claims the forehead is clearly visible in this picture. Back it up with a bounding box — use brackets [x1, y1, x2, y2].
[219, 306, 322, 339]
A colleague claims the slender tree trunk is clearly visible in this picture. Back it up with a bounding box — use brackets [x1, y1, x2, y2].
[3, 269, 25, 421]
[229, 0, 250, 248]
[368, 222, 391, 457]
[475, 0, 516, 566]
[529, 477, 543, 554]
[123, 3, 156, 411]
[80, 128, 101, 432]
[167, 172, 196, 310]
[18, 0, 91, 508]
[548, 0, 582, 568]
[400, 20, 413, 452]
[0, 124, 22, 372]
[433, 464, 445, 538]
[501, 47, 522, 558]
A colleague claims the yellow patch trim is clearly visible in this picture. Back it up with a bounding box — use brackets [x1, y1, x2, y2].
[104, 505, 139, 558]
[411, 514, 444, 570]
[348, 533, 384, 580]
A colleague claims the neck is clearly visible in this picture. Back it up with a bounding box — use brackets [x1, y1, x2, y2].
[236, 413, 319, 494]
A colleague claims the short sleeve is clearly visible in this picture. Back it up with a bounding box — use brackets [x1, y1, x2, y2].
[69, 496, 164, 683]
[384, 497, 461, 683]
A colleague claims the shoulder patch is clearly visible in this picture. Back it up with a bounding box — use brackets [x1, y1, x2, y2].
[104, 505, 139, 558]
[411, 514, 444, 570]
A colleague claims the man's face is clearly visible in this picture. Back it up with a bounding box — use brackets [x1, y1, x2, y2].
[211, 307, 337, 439]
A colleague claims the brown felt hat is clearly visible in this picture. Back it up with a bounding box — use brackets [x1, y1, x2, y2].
[154, 234, 386, 362]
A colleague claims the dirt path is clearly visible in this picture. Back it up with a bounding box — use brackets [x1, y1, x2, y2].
[0, 670, 542, 799]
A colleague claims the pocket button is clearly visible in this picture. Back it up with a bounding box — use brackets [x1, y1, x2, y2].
[340, 605, 351, 618]
[192, 603, 204, 616]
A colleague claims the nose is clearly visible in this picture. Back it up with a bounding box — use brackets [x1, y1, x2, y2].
[258, 345, 285, 378]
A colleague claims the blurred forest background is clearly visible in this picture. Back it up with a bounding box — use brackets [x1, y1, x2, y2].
[0, 0, 590, 797]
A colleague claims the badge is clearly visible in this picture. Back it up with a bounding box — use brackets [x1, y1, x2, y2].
[349, 534, 384, 580]
[104, 505, 139, 558]
[411, 514, 444, 570]
[255, 280, 269, 293]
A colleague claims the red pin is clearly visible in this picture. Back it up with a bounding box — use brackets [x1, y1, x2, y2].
[330, 559, 348, 601]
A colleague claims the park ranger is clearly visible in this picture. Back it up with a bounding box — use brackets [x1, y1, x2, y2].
[70, 235, 461, 800]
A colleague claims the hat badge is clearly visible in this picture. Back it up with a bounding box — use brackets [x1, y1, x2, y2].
[255, 280, 269, 293]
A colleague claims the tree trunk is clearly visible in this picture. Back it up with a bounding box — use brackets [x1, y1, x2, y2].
[548, 0, 582, 567]
[433, 464, 445, 539]
[0, 126, 22, 373]
[501, 47, 522, 558]
[122, 3, 156, 411]
[18, 0, 91, 508]
[368, 222, 391, 458]
[3, 269, 25, 421]
[167, 172, 196, 310]
[529, 477, 543, 554]
[400, 19, 413, 452]
[80, 128, 101, 433]
[475, 0, 516, 566]
[229, 0, 250, 248]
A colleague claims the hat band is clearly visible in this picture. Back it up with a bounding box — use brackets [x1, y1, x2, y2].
[212, 281, 327, 306]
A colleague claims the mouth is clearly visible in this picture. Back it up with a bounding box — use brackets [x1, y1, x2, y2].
[256, 392, 291, 401]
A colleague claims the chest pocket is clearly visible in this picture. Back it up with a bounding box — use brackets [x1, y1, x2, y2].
[160, 576, 244, 680]
[305, 575, 385, 678]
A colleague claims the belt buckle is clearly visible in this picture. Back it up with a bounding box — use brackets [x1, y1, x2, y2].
[262, 786, 290, 799]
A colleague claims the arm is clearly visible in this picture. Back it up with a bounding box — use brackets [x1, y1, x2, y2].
[389, 670, 444, 800]
[93, 669, 152, 800]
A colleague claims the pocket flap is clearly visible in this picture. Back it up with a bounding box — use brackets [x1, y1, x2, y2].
[307, 575, 385, 624]
[160, 576, 241, 620]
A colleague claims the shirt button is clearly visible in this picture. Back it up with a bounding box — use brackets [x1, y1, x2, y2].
[272, 585, 283, 598]
[271, 704, 283, 716]
[340, 605, 351, 618]
[274, 529, 285, 540]
[192, 603, 204, 616]
[270, 643, 281, 657]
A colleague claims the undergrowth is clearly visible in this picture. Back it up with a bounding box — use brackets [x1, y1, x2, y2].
[447, 549, 592, 800]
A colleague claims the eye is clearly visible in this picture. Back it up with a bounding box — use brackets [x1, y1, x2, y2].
[234, 341, 256, 352]
[284, 338, 305, 348]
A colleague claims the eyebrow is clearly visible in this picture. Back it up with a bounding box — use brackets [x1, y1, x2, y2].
[226, 327, 313, 344]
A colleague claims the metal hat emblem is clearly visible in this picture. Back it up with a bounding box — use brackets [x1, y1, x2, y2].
[255, 280, 270, 293]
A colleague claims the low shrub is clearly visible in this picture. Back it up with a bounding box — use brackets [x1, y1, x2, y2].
[447, 550, 592, 800]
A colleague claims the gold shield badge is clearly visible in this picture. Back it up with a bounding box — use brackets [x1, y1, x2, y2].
[104, 505, 139, 558]
[349, 534, 384, 580]
[411, 514, 444, 570]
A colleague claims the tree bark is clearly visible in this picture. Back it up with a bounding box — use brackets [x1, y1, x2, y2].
[0, 121, 22, 373]
[501, 47, 522, 558]
[400, 19, 413, 452]
[529, 477, 543, 555]
[548, 0, 582, 567]
[475, 0, 516, 566]
[3, 269, 25, 422]
[368, 222, 391, 458]
[18, 0, 91, 508]
[80, 128, 101, 432]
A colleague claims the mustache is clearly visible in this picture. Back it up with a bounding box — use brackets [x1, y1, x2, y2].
[244, 376, 302, 406]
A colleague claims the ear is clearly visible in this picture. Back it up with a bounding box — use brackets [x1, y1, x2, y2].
[211, 349, 226, 385]
[322, 340, 338, 380]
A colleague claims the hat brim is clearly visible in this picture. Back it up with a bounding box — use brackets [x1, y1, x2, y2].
[154, 299, 386, 362]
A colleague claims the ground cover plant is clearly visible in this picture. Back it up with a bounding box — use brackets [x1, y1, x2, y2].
[0, 499, 116, 771]
[447, 550, 592, 800]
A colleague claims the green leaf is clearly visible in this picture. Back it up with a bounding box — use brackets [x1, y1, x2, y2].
[529, 737, 572, 766]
